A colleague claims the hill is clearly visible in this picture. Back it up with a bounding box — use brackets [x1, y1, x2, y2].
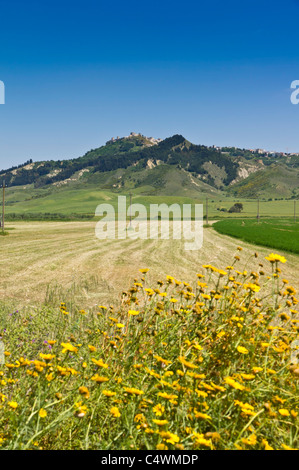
[0, 133, 238, 190]
[227, 164, 299, 199]
[0, 133, 298, 219]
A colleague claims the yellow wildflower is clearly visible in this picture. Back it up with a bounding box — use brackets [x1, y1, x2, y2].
[91, 374, 109, 384]
[241, 434, 257, 446]
[156, 443, 168, 450]
[265, 253, 286, 264]
[157, 392, 178, 400]
[61, 343, 78, 354]
[278, 409, 290, 417]
[262, 439, 274, 450]
[39, 408, 47, 418]
[110, 406, 121, 418]
[91, 358, 109, 368]
[124, 387, 144, 396]
[178, 356, 197, 369]
[102, 390, 116, 397]
[224, 377, 245, 391]
[128, 310, 140, 316]
[154, 355, 172, 366]
[153, 419, 168, 426]
[153, 404, 165, 416]
[7, 401, 18, 409]
[281, 444, 297, 450]
[237, 346, 249, 354]
[194, 410, 212, 420]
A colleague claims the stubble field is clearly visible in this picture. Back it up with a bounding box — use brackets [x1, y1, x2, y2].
[0, 221, 298, 308]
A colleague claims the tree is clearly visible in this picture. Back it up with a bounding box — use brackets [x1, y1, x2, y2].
[228, 203, 243, 213]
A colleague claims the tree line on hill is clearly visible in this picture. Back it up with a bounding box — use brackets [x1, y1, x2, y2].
[1, 135, 238, 189]
[0, 159, 33, 177]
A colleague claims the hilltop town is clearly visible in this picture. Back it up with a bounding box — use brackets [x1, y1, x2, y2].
[106, 133, 299, 158]
[209, 144, 299, 158]
[106, 132, 163, 146]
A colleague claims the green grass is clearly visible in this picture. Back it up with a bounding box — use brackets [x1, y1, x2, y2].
[1, 179, 298, 221]
[213, 218, 299, 254]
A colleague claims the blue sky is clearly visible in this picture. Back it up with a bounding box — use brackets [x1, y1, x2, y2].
[1, 0, 299, 169]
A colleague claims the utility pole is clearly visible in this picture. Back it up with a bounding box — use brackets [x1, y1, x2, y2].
[206, 197, 209, 225]
[294, 200, 296, 224]
[2, 180, 5, 233]
[257, 198, 260, 223]
[129, 192, 132, 228]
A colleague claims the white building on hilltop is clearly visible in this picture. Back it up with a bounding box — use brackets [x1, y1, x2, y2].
[106, 132, 162, 145]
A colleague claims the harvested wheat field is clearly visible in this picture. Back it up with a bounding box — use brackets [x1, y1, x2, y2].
[0, 221, 298, 309]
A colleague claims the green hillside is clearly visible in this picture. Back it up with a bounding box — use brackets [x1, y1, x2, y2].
[0, 134, 238, 190]
[0, 133, 298, 220]
[227, 164, 299, 199]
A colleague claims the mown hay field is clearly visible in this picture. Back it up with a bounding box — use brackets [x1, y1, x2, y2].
[0, 221, 298, 308]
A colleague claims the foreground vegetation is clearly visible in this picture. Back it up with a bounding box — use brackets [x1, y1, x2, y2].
[0, 250, 298, 450]
[213, 219, 299, 255]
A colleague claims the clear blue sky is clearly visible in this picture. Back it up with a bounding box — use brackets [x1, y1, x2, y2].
[1, 0, 299, 170]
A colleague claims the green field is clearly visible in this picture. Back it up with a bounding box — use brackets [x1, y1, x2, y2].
[2, 180, 298, 221]
[213, 218, 299, 254]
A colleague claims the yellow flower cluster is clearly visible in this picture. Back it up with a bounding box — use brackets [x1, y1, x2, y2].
[0, 251, 297, 450]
